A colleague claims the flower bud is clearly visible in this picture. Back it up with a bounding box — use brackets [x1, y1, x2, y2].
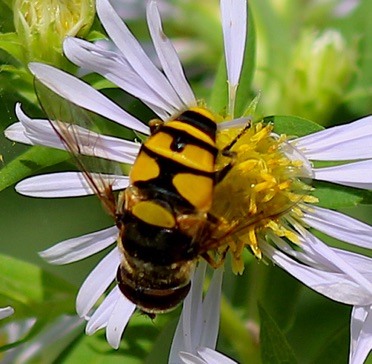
[284, 29, 356, 123]
[13, 0, 95, 67]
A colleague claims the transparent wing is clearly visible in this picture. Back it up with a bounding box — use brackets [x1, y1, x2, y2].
[34, 77, 129, 218]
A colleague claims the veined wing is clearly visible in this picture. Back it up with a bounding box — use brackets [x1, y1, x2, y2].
[34, 77, 134, 218]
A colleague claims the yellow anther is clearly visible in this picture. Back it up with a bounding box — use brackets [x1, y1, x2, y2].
[213, 120, 314, 273]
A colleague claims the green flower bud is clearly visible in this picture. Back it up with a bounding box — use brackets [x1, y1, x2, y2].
[13, 0, 95, 67]
[259, 29, 356, 124]
[281, 29, 356, 123]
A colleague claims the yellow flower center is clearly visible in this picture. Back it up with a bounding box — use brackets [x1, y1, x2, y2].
[212, 122, 316, 274]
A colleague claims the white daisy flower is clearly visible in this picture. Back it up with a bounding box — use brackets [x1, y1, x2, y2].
[4, 0, 372, 362]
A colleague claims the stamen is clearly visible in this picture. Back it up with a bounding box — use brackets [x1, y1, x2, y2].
[212, 122, 314, 273]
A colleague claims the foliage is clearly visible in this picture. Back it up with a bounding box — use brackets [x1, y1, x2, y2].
[1, 0, 372, 363]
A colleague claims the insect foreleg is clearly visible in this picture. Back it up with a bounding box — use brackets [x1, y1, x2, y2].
[201, 246, 229, 269]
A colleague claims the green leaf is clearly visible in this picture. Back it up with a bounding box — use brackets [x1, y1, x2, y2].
[309, 325, 349, 364]
[0, 254, 75, 314]
[0, 32, 24, 62]
[58, 314, 164, 364]
[259, 303, 298, 364]
[0, 146, 69, 192]
[5, 315, 84, 364]
[265, 115, 324, 137]
[260, 265, 302, 331]
[0, 66, 36, 116]
[85, 30, 107, 42]
[0, 254, 77, 351]
[312, 181, 372, 208]
[0, 1, 14, 34]
[209, 56, 228, 114]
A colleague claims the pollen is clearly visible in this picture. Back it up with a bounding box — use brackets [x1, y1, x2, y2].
[212, 122, 314, 274]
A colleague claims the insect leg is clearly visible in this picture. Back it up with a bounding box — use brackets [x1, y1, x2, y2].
[214, 153, 236, 184]
[202, 246, 229, 269]
[221, 120, 252, 153]
[215, 119, 252, 184]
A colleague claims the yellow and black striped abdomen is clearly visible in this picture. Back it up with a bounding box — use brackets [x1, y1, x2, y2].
[129, 107, 218, 213]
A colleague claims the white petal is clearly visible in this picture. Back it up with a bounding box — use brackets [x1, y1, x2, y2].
[106, 292, 136, 349]
[76, 247, 121, 317]
[218, 116, 251, 130]
[86, 286, 121, 334]
[185, 262, 206, 350]
[0, 307, 14, 320]
[351, 306, 368, 355]
[179, 352, 206, 364]
[334, 0, 360, 17]
[146, 1, 196, 108]
[314, 160, 372, 189]
[15, 103, 141, 164]
[331, 249, 372, 280]
[198, 347, 238, 364]
[221, 0, 247, 87]
[302, 205, 372, 249]
[4, 121, 32, 144]
[16, 172, 129, 198]
[293, 115, 372, 161]
[96, 0, 184, 115]
[64, 37, 173, 120]
[39, 226, 118, 264]
[199, 268, 223, 349]
[350, 305, 372, 364]
[179, 347, 237, 364]
[11, 315, 83, 364]
[14, 104, 65, 149]
[170, 262, 206, 362]
[298, 229, 372, 293]
[281, 139, 314, 178]
[261, 240, 372, 305]
[179, 351, 208, 364]
[28, 63, 149, 134]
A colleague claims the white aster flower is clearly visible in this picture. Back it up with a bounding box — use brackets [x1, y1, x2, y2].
[4, 0, 372, 362]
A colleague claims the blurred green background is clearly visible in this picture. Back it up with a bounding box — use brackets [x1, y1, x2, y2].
[1, 0, 372, 363]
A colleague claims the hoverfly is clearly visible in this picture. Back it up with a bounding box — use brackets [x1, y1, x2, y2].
[34, 76, 301, 315]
